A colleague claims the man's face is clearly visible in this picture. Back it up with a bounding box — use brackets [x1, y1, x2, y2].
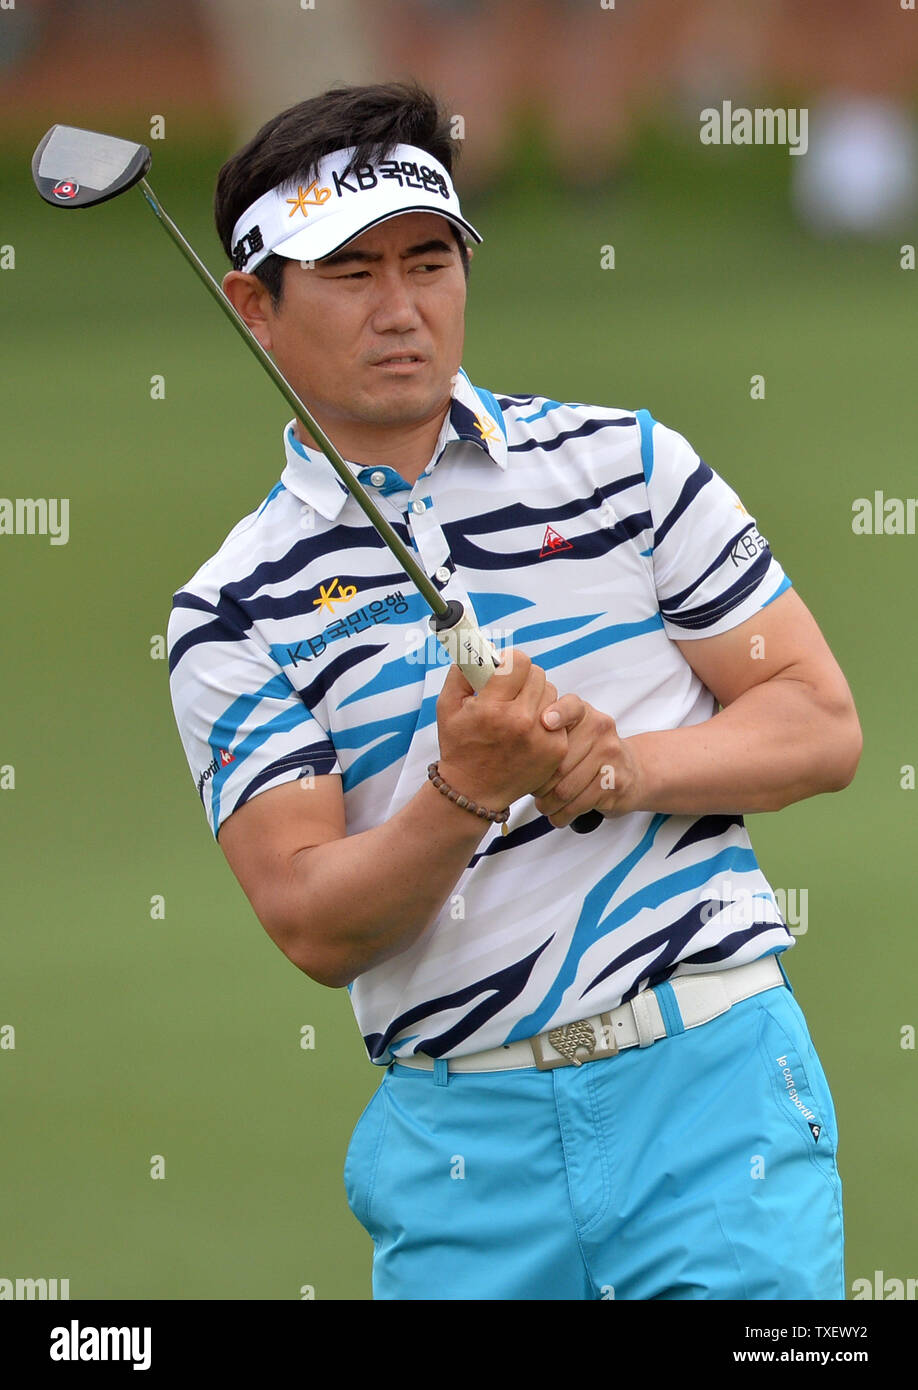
[249, 212, 467, 444]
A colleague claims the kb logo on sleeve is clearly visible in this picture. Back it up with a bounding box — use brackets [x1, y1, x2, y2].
[730, 526, 768, 566]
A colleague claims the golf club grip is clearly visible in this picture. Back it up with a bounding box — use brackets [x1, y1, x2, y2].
[430, 603, 602, 834]
[430, 602, 500, 691]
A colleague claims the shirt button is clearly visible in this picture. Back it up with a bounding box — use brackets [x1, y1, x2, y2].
[410, 500, 426, 515]
[369, 470, 386, 487]
[435, 566, 451, 583]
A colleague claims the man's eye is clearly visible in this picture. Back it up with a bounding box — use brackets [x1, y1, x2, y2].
[331, 263, 447, 280]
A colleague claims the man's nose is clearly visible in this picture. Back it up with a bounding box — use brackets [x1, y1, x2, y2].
[370, 271, 422, 334]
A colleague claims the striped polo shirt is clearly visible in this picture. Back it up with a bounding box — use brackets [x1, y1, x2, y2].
[167, 367, 795, 1063]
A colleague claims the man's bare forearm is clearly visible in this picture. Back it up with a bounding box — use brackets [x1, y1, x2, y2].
[277, 779, 492, 987]
[266, 651, 569, 988]
[626, 675, 863, 816]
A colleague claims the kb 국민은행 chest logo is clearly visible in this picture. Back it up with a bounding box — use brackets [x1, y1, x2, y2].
[312, 577, 358, 614]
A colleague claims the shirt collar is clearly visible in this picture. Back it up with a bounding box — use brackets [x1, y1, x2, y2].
[279, 366, 507, 521]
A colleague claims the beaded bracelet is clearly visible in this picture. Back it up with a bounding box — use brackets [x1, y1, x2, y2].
[427, 762, 511, 835]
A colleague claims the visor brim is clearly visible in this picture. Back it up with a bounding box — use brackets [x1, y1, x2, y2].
[271, 206, 482, 264]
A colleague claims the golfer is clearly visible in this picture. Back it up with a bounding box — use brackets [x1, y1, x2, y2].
[167, 81, 862, 1300]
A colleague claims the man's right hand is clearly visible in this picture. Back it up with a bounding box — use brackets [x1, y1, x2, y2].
[435, 649, 568, 810]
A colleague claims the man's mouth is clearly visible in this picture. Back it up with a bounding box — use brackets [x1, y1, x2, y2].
[372, 353, 426, 367]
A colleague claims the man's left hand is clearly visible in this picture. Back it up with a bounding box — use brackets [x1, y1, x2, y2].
[531, 697, 643, 827]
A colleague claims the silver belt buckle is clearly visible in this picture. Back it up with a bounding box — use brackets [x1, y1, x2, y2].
[530, 1013, 619, 1071]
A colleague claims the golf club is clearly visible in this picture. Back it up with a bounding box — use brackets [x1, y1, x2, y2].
[32, 123, 603, 835]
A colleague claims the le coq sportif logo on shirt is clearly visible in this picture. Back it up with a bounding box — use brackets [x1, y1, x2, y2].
[196, 749, 235, 800]
[540, 525, 573, 557]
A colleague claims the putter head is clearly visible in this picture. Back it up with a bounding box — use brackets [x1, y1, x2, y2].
[32, 125, 151, 209]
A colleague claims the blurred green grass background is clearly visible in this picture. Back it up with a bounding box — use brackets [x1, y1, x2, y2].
[1, 127, 915, 1299]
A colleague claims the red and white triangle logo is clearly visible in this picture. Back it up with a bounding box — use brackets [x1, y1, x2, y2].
[540, 525, 573, 557]
[219, 749, 236, 767]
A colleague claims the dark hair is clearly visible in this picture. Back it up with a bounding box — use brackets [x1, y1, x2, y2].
[214, 81, 470, 305]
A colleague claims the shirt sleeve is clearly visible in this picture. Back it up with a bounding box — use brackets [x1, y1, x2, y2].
[167, 588, 341, 840]
[637, 410, 792, 639]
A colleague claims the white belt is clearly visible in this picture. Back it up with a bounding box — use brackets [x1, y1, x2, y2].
[393, 955, 783, 1073]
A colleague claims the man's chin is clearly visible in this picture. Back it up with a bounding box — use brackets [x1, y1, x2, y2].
[357, 380, 451, 428]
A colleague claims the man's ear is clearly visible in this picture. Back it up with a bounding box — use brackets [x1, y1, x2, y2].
[222, 271, 276, 351]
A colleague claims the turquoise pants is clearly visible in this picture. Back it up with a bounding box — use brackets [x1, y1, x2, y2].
[344, 980, 845, 1300]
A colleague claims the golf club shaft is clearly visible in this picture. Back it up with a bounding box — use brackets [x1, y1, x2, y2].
[137, 176, 448, 618]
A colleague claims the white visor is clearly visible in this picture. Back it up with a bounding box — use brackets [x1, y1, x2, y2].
[229, 142, 481, 272]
